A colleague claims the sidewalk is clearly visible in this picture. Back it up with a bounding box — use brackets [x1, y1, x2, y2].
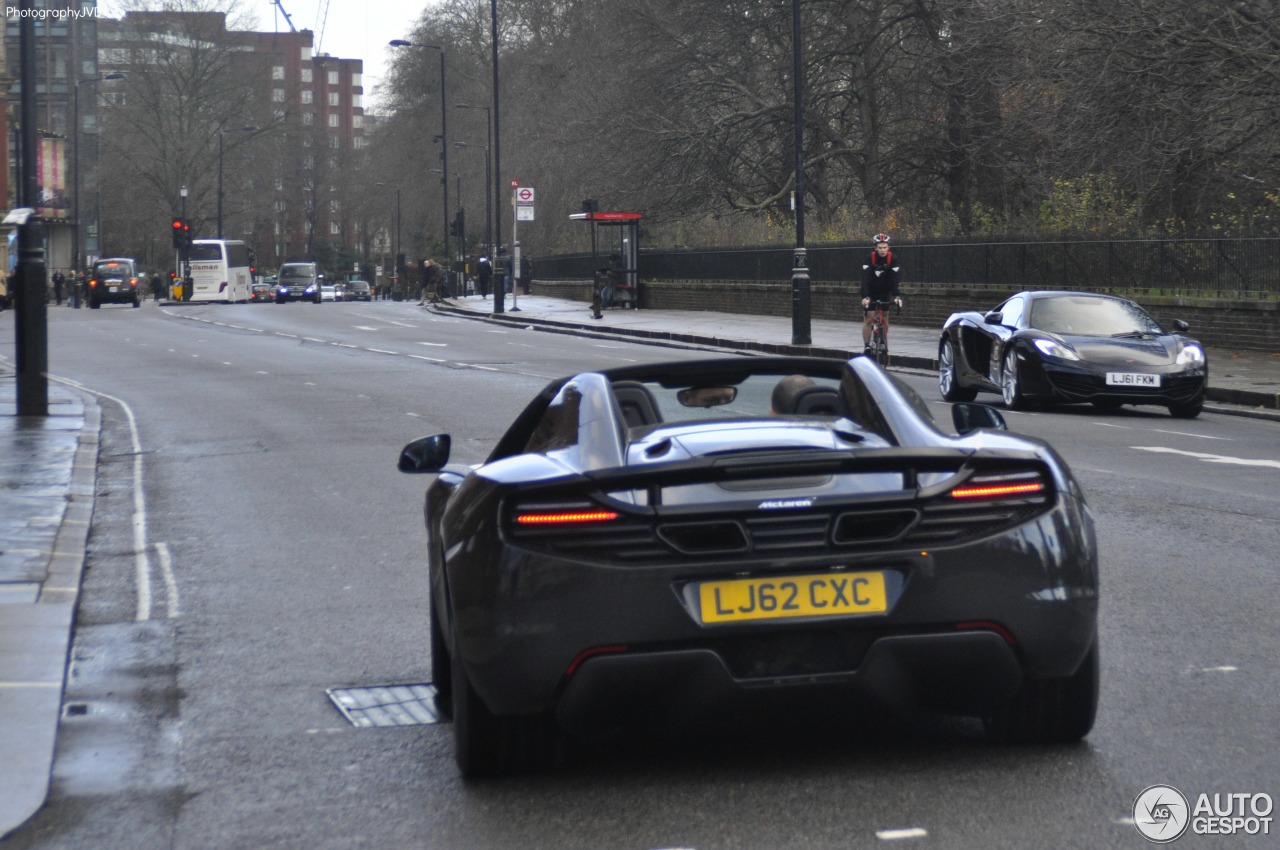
[0, 374, 98, 839]
[430, 292, 1280, 417]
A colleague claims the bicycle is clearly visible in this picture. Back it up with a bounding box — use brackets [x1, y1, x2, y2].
[865, 300, 900, 367]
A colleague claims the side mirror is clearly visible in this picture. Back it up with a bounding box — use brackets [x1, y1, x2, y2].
[983, 311, 1004, 325]
[952, 403, 1007, 435]
[1172, 319, 1190, 332]
[398, 434, 452, 473]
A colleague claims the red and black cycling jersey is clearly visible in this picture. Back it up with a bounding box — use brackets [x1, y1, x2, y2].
[860, 249, 901, 302]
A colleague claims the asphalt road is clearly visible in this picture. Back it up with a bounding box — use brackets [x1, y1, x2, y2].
[6, 299, 1278, 849]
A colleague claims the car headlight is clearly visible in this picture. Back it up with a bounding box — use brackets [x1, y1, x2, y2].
[1177, 344, 1205, 366]
[1033, 338, 1081, 360]
[305, 285, 317, 294]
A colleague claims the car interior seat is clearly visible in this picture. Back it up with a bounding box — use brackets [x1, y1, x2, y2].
[611, 380, 663, 427]
[790, 386, 843, 416]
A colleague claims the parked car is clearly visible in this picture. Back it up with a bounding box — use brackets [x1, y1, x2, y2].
[87, 258, 142, 308]
[275, 262, 324, 304]
[345, 280, 373, 301]
[399, 355, 1099, 776]
[938, 290, 1208, 418]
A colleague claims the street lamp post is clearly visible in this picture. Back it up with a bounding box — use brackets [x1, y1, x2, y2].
[72, 72, 125, 299]
[489, 0, 503, 315]
[217, 125, 259, 239]
[375, 181, 401, 297]
[179, 184, 190, 300]
[790, 0, 811, 345]
[389, 40, 450, 281]
[453, 140, 490, 292]
[455, 101, 494, 303]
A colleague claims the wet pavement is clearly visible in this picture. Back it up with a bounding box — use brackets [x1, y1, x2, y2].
[1, 293, 1277, 837]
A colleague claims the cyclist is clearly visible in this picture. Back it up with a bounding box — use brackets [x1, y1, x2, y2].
[860, 232, 903, 354]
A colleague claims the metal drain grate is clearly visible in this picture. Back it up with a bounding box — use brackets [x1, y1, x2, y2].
[326, 683, 445, 727]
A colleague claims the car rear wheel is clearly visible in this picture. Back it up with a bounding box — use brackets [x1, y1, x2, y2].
[451, 646, 558, 778]
[939, 338, 978, 402]
[985, 641, 1098, 745]
[1001, 350, 1028, 410]
[1168, 399, 1203, 418]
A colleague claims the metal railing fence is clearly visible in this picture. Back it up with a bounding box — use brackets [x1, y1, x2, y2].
[534, 237, 1280, 296]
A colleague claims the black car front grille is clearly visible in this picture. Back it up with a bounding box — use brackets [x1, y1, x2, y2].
[507, 469, 1054, 564]
[1047, 371, 1204, 402]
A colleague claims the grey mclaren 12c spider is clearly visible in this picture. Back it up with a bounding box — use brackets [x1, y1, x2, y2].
[399, 355, 1100, 777]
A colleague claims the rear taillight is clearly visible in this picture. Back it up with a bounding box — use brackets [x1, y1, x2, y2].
[88, 279, 98, 288]
[516, 508, 619, 526]
[948, 470, 1046, 500]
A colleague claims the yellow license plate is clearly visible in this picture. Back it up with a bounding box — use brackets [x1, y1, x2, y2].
[698, 571, 887, 624]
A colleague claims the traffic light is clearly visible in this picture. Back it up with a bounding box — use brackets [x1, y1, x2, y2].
[171, 218, 186, 249]
[450, 209, 465, 238]
[247, 249, 257, 276]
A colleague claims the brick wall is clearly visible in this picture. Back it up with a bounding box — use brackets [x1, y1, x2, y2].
[531, 279, 1280, 352]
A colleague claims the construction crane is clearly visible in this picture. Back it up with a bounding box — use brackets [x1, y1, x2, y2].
[272, 0, 297, 33]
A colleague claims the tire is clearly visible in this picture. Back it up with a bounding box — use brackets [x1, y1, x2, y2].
[89, 300, 101, 309]
[985, 642, 1099, 745]
[939, 338, 979, 402]
[1001, 349, 1028, 410]
[451, 634, 557, 778]
[1168, 398, 1203, 418]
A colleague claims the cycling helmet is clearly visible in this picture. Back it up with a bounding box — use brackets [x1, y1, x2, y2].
[873, 232, 891, 245]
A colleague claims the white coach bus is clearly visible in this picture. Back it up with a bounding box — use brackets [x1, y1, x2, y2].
[186, 239, 253, 302]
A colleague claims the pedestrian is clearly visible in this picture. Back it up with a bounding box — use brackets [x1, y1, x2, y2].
[477, 256, 492, 299]
[52, 269, 64, 305]
[860, 232, 903, 354]
[151, 273, 165, 301]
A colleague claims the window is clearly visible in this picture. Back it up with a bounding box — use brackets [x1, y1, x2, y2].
[352, 115, 362, 129]
[301, 90, 313, 104]
[330, 222, 340, 235]
[302, 68, 312, 83]
[351, 73, 361, 87]
[328, 114, 339, 128]
[353, 136, 365, 149]
[272, 88, 284, 102]
[302, 112, 313, 125]
[352, 94, 361, 108]
[300, 47, 310, 61]
[328, 70, 338, 85]
[272, 65, 284, 80]
[328, 92, 339, 107]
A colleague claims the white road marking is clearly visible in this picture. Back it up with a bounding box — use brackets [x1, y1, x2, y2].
[49, 376, 156, 621]
[365, 348, 398, 354]
[256, 370, 269, 375]
[1132, 446, 1280, 470]
[1189, 665, 1238, 674]
[333, 343, 357, 348]
[155, 542, 180, 619]
[305, 381, 317, 386]
[276, 333, 298, 338]
[876, 827, 928, 840]
[408, 355, 446, 362]
[303, 337, 324, 342]
[1148, 428, 1230, 441]
[353, 325, 380, 331]
[406, 412, 421, 417]
[417, 341, 448, 347]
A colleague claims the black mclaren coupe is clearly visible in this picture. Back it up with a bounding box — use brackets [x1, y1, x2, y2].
[399, 356, 1099, 777]
[938, 290, 1208, 417]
